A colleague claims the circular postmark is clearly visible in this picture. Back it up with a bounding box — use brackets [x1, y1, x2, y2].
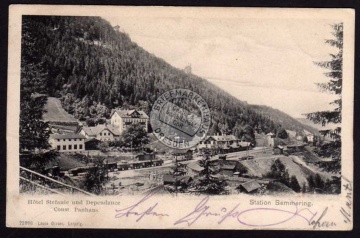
[150, 89, 211, 149]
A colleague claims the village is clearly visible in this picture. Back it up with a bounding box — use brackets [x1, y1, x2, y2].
[20, 96, 337, 197]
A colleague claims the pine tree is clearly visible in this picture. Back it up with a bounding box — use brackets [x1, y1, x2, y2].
[307, 175, 316, 193]
[268, 159, 293, 187]
[269, 159, 286, 178]
[281, 170, 291, 187]
[277, 128, 288, 139]
[305, 23, 343, 173]
[20, 18, 57, 169]
[314, 173, 325, 192]
[301, 182, 307, 193]
[83, 157, 108, 194]
[290, 176, 301, 193]
[195, 152, 227, 194]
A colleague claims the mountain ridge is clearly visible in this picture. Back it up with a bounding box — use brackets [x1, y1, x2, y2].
[21, 15, 316, 142]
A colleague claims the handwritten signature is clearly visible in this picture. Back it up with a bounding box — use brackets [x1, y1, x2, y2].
[174, 196, 335, 229]
[340, 176, 352, 223]
[115, 189, 336, 228]
[115, 188, 169, 222]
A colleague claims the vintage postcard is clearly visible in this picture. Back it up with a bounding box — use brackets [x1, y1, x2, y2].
[7, 5, 354, 230]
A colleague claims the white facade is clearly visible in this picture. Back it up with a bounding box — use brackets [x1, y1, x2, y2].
[110, 110, 148, 134]
[79, 124, 120, 142]
[79, 129, 88, 138]
[49, 134, 86, 152]
[111, 112, 125, 133]
[96, 128, 115, 141]
[80, 128, 116, 141]
[307, 134, 314, 143]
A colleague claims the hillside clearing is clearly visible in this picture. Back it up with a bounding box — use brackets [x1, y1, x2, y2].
[43, 97, 78, 123]
[240, 155, 332, 186]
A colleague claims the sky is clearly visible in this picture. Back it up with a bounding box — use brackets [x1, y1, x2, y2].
[104, 11, 340, 118]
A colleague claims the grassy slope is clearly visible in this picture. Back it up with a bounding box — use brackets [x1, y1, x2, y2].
[56, 154, 86, 170]
[240, 156, 331, 186]
[43, 97, 77, 123]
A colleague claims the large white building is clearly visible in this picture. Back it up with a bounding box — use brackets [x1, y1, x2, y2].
[49, 133, 86, 152]
[110, 109, 149, 134]
[79, 124, 121, 141]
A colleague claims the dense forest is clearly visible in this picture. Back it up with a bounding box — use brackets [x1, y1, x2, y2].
[21, 16, 316, 143]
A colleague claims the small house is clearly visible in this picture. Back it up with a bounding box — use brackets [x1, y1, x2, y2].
[220, 164, 236, 176]
[172, 149, 193, 162]
[163, 174, 176, 185]
[198, 135, 245, 152]
[84, 138, 101, 150]
[238, 180, 262, 193]
[79, 124, 121, 142]
[238, 141, 251, 150]
[273, 145, 284, 155]
[136, 153, 156, 161]
[186, 162, 204, 177]
[304, 130, 314, 143]
[180, 176, 193, 186]
[285, 130, 297, 138]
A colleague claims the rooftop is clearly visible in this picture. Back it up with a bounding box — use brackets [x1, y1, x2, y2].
[239, 180, 262, 193]
[221, 164, 236, 170]
[163, 174, 176, 183]
[81, 124, 121, 136]
[50, 133, 86, 140]
[207, 135, 239, 141]
[111, 109, 149, 119]
[239, 142, 251, 147]
[285, 130, 297, 137]
[303, 129, 313, 136]
[187, 162, 204, 172]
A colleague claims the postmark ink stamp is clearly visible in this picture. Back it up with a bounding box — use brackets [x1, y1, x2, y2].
[150, 89, 211, 149]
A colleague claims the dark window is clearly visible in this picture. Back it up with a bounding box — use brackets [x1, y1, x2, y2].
[79, 144, 83, 150]
[69, 145, 72, 150]
[100, 133, 102, 136]
[74, 139, 77, 141]
[63, 139, 66, 142]
[63, 145, 66, 150]
[74, 145, 77, 150]
[57, 139, 60, 142]
[57, 145, 61, 150]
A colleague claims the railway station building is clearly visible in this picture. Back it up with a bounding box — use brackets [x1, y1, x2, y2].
[49, 133, 86, 152]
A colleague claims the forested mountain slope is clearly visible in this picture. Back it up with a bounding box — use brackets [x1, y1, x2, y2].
[251, 105, 319, 135]
[21, 15, 314, 141]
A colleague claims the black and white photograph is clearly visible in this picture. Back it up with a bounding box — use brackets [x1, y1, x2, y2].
[7, 5, 354, 230]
